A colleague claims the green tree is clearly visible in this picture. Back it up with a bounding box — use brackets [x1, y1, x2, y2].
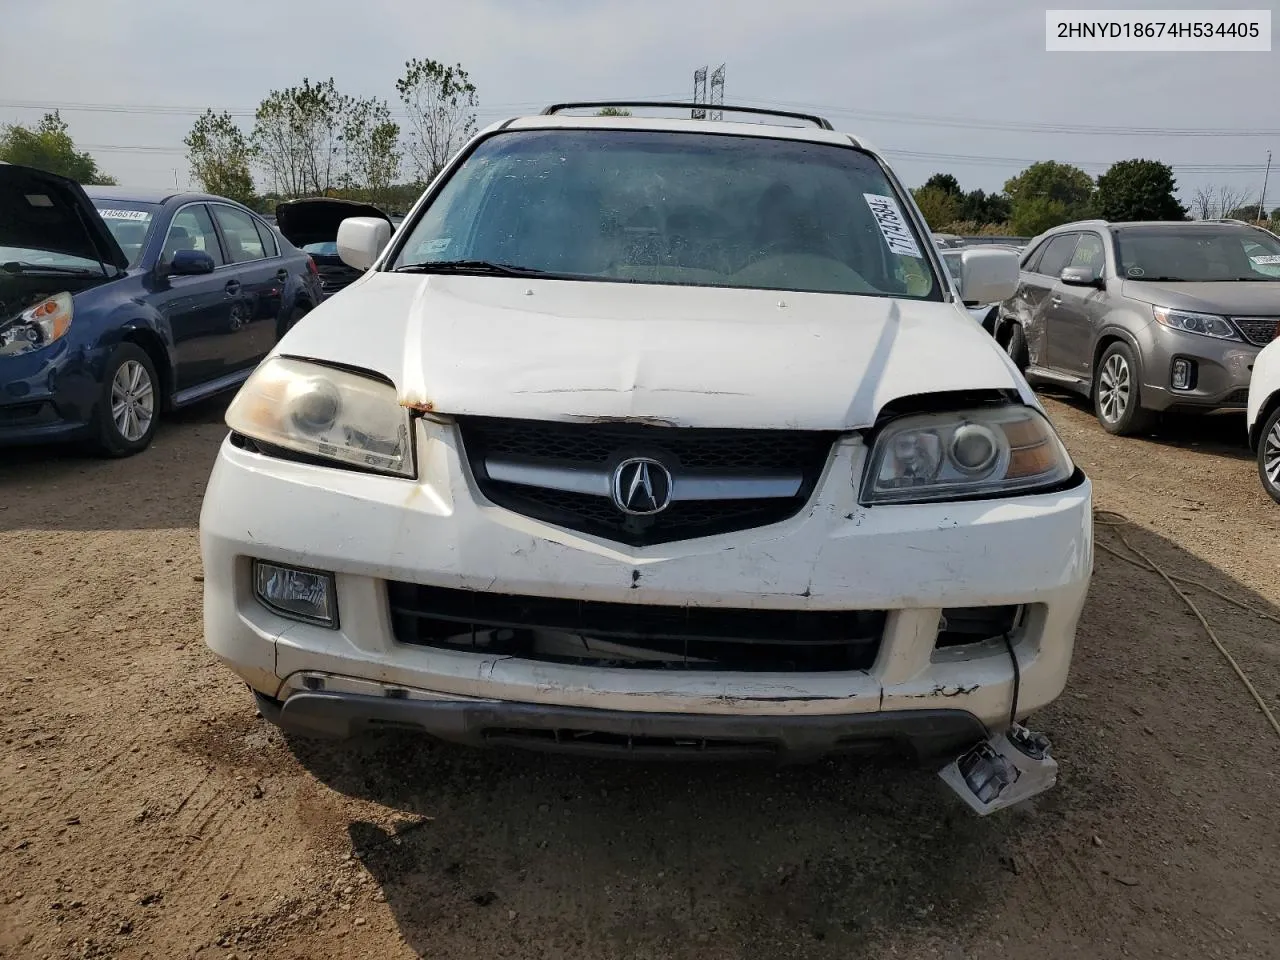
[961, 188, 1011, 226]
[1095, 159, 1186, 222]
[395, 58, 478, 184]
[252, 78, 350, 198]
[184, 109, 255, 204]
[341, 96, 401, 207]
[596, 107, 632, 116]
[923, 173, 962, 196]
[1004, 161, 1094, 234]
[912, 185, 962, 230]
[0, 111, 116, 184]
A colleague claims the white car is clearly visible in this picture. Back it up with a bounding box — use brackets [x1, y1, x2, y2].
[1248, 337, 1280, 502]
[200, 102, 1092, 813]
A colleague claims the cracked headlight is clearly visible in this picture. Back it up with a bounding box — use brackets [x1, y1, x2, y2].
[0, 292, 73, 357]
[861, 406, 1074, 505]
[226, 356, 414, 477]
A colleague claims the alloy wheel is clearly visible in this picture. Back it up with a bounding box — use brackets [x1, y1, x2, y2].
[110, 359, 155, 443]
[1098, 353, 1131, 423]
[1265, 419, 1280, 490]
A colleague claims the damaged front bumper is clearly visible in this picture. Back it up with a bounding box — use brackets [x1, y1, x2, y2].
[201, 422, 1093, 769]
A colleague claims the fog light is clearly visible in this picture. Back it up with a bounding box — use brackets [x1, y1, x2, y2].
[1171, 358, 1193, 391]
[253, 561, 337, 627]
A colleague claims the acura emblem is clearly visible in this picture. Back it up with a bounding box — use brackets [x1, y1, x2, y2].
[611, 457, 673, 516]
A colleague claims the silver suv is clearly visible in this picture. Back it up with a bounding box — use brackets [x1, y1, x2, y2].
[995, 219, 1280, 435]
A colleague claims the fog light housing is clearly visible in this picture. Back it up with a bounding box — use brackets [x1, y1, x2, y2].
[253, 561, 337, 627]
[1171, 358, 1194, 391]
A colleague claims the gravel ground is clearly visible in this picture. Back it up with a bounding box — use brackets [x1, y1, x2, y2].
[2, 393, 1278, 960]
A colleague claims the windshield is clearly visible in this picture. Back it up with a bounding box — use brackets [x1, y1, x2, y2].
[93, 202, 160, 267]
[303, 241, 339, 256]
[391, 129, 940, 299]
[1113, 225, 1280, 282]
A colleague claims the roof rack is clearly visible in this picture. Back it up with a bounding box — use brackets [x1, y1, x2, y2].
[539, 101, 833, 130]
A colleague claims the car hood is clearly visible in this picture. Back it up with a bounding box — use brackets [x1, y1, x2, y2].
[276, 275, 1028, 430]
[1122, 280, 1280, 315]
[273, 197, 392, 248]
[0, 162, 128, 270]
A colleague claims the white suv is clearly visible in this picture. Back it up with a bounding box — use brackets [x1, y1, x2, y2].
[1248, 336, 1280, 502]
[200, 103, 1092, 808]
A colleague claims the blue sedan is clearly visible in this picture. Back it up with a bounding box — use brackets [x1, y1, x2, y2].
[0, 163, 322, 456]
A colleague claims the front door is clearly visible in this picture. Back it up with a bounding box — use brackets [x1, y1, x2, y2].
[153, 203, 236, 392]
[1048, 232, 1107, 378]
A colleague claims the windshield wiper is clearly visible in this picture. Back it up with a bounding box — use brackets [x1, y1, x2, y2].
[393, 259, 549, 277]
[1, 261, 103, 276]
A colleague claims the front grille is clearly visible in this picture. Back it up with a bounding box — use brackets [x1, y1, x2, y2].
[457, 416, 837, 545]
[1222, 388, 1250, 405]
[387, 582, 885, 673]
[1233, 317, 1278, 347]
[316, 263, 361, 294]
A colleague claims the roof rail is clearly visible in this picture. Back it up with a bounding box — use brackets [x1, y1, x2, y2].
[539, 101, 833, 130]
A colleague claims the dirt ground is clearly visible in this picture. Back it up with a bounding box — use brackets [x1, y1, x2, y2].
[2, 392, 1279, 960]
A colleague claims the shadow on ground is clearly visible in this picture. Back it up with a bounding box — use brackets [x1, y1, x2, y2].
[272, 516, 1280, 959]
[1037, 387, 1253, 462]
[0, 397, 228, 532]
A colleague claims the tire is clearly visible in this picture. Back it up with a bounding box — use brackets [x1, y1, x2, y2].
[1093, 341, 1154, 436]
[1004, 322, 1029, 372]
[91, 343, 160, 457]
[1258, 405, 1280, 505]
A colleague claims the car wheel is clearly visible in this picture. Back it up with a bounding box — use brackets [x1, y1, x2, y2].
[1004, 322, 1029, 372]
[91, 343, 160, 457]
[1258, 405, 1280, 505]
[1093, 341, 1154, 436]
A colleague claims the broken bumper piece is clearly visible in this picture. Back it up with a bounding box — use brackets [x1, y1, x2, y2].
[259, 684, 987, 762]
[939, 723, 1059, 815]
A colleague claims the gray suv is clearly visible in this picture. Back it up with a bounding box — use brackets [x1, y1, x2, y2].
[994, 219, 1279, 435]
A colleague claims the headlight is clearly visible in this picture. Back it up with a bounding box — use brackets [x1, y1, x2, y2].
[861, 406, 1074, 505]
[0, 292, 74, 357]
[1152, 306, 1239, 341]
[226, 356, 414, 477]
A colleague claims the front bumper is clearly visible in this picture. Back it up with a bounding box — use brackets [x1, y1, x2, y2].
[1138, 327, 1259, 412]
[201, 419, 1093, 755]
[0, 342, 99, 446]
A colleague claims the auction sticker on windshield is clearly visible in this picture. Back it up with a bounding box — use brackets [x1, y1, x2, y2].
[1251, 255, 1280, 265]
[863, 193, 922, 259]
[98, 209, 150, 221]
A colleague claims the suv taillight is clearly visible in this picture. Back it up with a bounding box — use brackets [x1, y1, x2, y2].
[306, 256, 319, 277]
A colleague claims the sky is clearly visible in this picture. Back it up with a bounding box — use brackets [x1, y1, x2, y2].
[1, 0, 1276, 209]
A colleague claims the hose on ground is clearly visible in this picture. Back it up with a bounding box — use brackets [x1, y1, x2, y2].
[1093, 510, 1280, 739]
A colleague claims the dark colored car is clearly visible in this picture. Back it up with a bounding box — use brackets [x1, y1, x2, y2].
[0, 164, 322, 456]
[274, 198, 393, 300]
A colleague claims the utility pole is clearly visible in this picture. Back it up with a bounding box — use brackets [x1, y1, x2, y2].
[692, 66, 707, 120]
[709, 64, 725, 120]
[1258, 150, 1272, 222]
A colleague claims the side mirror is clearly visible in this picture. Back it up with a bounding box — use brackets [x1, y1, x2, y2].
[958, 247, 1019, 305]
[337, 216, 392, 271]
[1060, 266, 1104, 288]
[168, 249, 215, 276]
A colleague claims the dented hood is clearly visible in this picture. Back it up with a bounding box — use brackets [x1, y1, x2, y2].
[277, 274, 1026, 430]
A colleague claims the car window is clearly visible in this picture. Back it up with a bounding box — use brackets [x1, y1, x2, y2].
[211, 205, 269, 264]
[1114, 226, 1280, 281]
[392, 128, 942, 300]
[163, 205, 224, 265]
[1069, 233, 1106, 278]
[253, 217, 279, 257]
[1036, 234, 1080, 278]
[1021, 239, 1049, 273]
[94, 202, 160, 267]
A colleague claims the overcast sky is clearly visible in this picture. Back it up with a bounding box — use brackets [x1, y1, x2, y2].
[1, 0, 1276, 207]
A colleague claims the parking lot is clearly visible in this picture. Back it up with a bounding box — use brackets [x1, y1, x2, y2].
[2, 394, 1279, 960]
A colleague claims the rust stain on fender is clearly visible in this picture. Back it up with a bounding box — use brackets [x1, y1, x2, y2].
[400, 395, 435, 413]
